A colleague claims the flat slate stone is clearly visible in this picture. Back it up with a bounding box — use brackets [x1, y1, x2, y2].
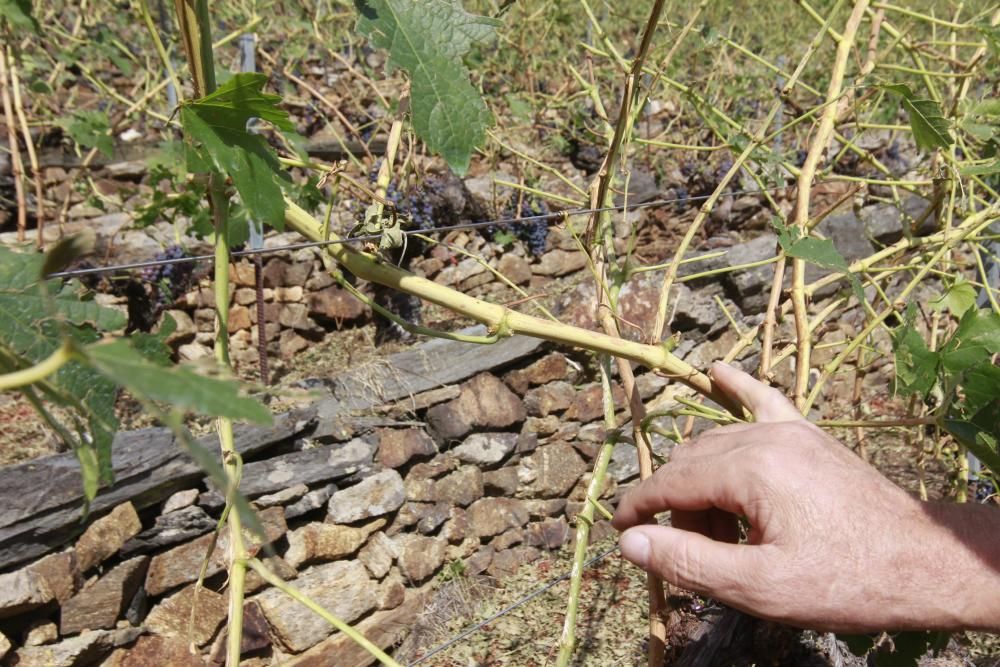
[12, 626, 141, 667]
[0, 408, 315, 570]
[120, 505, 216, 557]
[232, 437, 376, 498]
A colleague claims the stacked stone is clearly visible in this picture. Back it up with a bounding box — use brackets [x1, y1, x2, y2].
[0, 341, 692, 665]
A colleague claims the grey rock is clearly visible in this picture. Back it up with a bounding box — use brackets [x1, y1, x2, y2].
[161, 489, 199, 514]
[285, 483, 337, 520]
[74, 503, 142, 573]
[235, 438, 376, 498]
[284, 518, 386, 568]
[721, 233, 779, 313]
[516, 443, 586, 498]
[358, 531, 397, 579]
[452, 432, 518, 466]
[254, 483, 309, 509]
[120, 505, 215, 557]
[327, 469, 405, 524]
[11, 627, 141, 667]
[0, 568, 54, 620]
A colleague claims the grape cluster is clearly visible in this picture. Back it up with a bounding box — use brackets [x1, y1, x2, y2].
[502, 196, 550, 256]
[357, 160, 436, 228]
[139, 245, 194, 309]
[975, 479, 997, 504]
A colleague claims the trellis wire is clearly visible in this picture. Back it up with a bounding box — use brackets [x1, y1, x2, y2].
[48, 182, 807, 280]
[408, 543, 621, 666]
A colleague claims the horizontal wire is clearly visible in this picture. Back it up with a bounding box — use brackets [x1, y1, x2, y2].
[408, 543, 621, 666]
[45, 184, 796, 280]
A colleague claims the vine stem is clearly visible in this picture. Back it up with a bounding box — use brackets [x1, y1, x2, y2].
[0, 340, 72, 390]
[556, 357, 617, 666]
[790, 0, 870, 411]
[0, 43, 26, 242]
[173, 2, 248, 664]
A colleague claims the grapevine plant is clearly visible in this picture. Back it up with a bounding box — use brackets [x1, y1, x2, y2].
[1, 0, 999, 666]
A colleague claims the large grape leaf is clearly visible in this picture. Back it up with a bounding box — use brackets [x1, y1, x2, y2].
[180, 73, 293, 231]
[355, 0, 499, 174]
[0, 244, 125, 500]
[83, 340, 272, 424]
[883, 84, 953, 152]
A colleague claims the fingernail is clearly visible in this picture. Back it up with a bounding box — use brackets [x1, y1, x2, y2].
[620, 530, 650, 568]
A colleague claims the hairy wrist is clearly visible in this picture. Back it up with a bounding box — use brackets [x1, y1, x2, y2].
[913, 500, 1000, 631]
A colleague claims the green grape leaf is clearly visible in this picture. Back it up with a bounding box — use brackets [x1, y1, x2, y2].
[772, 217, 863, 301]
[960, 160, 1000, 177]
[83, 340, 272, 424]
[930, 279, 977, 317]
[891, 306, 940, 397]
[882, 84, 953, 152]
[945, 401, 1000, 478]
[180, 73, 293, 231]
[58, 110, 113, 158]
[940, 308, 1000, 372]
[355, 0, 499, 174]
[0, 0, 39, 33]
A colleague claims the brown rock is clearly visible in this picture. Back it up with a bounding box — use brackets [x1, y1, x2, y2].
[525, 517, 571, 550]
[488, 546, 541, 577]
[404, 477, 436, 502]
[434, 465, 483, 507]
[564, 383, 601, 423]
[327, 469, 405, 524]
[523, 415, 561, 436]
[358, 531, 397, 579]
[145, 532, 224, 597]
[524, 498, 568, 518]
[388, 502, 434, 535]
[491, 528, 523, 550]
[504, 352, 570, 393]
[441, 507, 469, 544]
[261, 258, 289, 287]
[497, 253, 532, 285]
[466, 546, 493, 575]
[532, 249, 587, 276]
[279, 329, 309, 358]
[255, 560, 378, 652]
[518, 443, 586, 498]
[24, 621, 58, 647]
[278, 303, 317, 331]
[247, 300, 280, 324]
[408, 455, 459, 480]
[12, 627, 141, 667]
[285, 518, 386, 568]
[254, 483, 309, 509]
[0, 568, 54, 620]
[28, 550, 80, 604]
[241, 599, 272, 655]
[0, 630, 10, 660]
[244, 555, 297, 595]
[274, 285, 304, 302]
[234, 287, 257, 305]
[163, 310, 195, 344]
[377, 427, 437, 468]
[308, 286, 367, 323]
[416, 503, 451, 534]
[281, 587, 432, 667]
[60, 556, 148, 635]
[375, 573, 406, 610]
[102, 635, 202, 667]
[145, 583, 227, 647]
[228, 305, 252, 332]
[484, 467, 520, 495]
[426, 373, 526, 443]
[231, 261, 256, 287]
[74, 502, 142, 572]
[394, 535, 447, 583]
[524, 381, 574, 417]
[466, 498, 529, 538]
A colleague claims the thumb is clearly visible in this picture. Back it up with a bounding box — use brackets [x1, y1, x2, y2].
[620, 525, 762, 599]
[710, 362, 802, 423]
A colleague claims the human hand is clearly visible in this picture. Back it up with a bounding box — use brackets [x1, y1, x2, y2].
[613, 362, 1000, 632]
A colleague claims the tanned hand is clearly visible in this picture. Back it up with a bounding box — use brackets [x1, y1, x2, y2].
[612, 362, 1000, 633]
